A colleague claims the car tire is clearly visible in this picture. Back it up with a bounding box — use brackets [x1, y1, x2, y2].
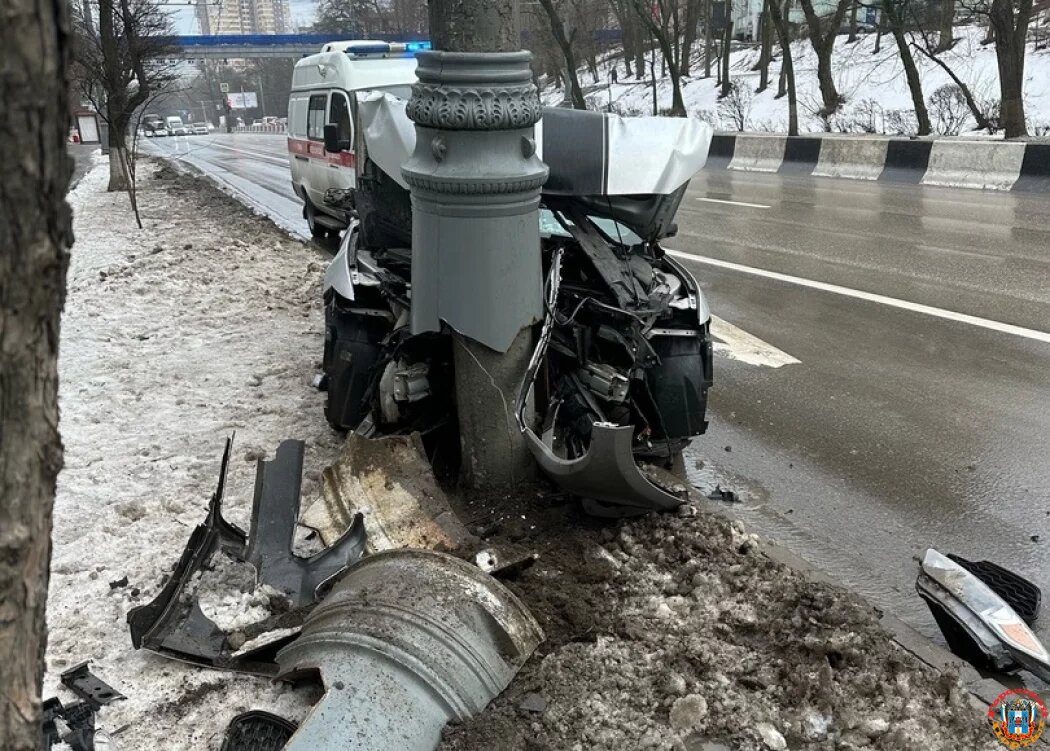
[304, 199, 328, 239]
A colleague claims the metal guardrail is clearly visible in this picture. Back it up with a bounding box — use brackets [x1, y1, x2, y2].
[232, 125, 288, 134]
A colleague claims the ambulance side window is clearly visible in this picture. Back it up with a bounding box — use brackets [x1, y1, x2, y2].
[329, 92, 353, 146]
[307, 94, 328, 140]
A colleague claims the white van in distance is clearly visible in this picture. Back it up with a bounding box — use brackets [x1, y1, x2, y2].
[165, 116, 189, 136]
[288, 40, 428, 238]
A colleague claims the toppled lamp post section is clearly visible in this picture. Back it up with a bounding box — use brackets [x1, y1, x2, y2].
[402, 5, 549, 488]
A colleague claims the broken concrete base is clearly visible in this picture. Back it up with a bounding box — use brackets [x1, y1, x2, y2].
[301, 433, 477, 553]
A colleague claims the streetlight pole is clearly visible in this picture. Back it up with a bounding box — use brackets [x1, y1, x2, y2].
[404, 0, 548, 489]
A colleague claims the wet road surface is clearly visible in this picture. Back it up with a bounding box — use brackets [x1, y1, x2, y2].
[146, 134, 1050, 666]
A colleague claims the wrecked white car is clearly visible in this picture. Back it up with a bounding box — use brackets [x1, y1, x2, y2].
[320, 99, 714, 516]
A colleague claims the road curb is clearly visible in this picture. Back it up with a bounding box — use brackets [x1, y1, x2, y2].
[706, 134, 1050, 193]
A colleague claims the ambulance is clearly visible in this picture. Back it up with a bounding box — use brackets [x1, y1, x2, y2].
[288, 40, 429, 238]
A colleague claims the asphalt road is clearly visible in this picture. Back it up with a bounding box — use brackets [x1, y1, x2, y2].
[146, 133, 1050, 669]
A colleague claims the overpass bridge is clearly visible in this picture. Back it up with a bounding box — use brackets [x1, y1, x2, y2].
[163, 30, 623, 59]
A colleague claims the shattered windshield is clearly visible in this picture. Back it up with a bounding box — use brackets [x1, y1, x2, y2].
[538, 209, 642, 246]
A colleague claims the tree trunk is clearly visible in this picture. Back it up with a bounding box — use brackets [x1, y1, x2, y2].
[799, 0, 849, 114]
[635, 23, 646, 78]
[848, 1, 859, 42]
[0, 0, 72, 749]
[631, 0, 687, 115]
[990, 0, 1032, 138]
[718, 0, 734, 98]
[682, 0, 701, 76]
[650, 45, 659, 114]
[935, 0, 955, 52]
[885, 1, 931, 134]
[874, 11, 884, 53]
[538, 0, 587, 109]
[756, 0, 772, 92]
[704, 0, 713, 77]
[429, 0, 519, 51]
[768, 0, 798, 134]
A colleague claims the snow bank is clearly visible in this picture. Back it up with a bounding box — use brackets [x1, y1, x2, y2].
[546, 25, 1050, 136]
[46, 161, 335, 748]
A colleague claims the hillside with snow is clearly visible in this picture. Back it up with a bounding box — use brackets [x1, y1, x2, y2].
[543, 25, 1050, 136]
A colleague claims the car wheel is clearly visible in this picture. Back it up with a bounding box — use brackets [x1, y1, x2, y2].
[304, 199, 328, 239]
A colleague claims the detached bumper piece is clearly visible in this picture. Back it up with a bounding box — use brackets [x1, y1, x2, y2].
[517, 251, 689, 518]
[275, 549, 544, 751]
[916, 548, 1050, 681]
[127, 437, 367, 675]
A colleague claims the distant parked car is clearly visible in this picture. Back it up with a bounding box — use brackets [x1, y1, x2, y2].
[192, 122, 209, 135]
[154, 128, 169, 137]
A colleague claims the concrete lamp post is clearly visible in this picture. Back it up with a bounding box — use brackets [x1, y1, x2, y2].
[402, 2, 549, 489]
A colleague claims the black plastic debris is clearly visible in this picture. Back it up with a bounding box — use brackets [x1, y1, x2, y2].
[43, 663, 125, 751]
[127, 437, 367, 675]
[61, 661, 127, 709]
[708, 486, 739, 504]
[220, 711, 298, 751]
[947, 554, 1041, 625]
[43, 697, 96, 751]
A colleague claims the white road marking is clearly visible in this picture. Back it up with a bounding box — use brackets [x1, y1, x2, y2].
[198, 140, 289, 166]
[668, 250, 1050, 344]
[697, 197, 771, 209]
[709, 315, 801, 368]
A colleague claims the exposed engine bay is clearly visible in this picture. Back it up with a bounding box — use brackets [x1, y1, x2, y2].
[321, 100, 713, 516]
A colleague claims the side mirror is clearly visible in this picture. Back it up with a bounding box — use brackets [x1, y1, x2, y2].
[323, 123, 341, 154]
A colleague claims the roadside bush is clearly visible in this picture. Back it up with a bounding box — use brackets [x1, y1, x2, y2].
[886, 109, 919, 136]
[717, 79, 753, 131]
[928, 84, 969, 136]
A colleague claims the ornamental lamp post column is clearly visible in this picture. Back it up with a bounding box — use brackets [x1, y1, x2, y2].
[402, 1, 548, 489]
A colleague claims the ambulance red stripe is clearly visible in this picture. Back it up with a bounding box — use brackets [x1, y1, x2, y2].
[288, 137, 356, 169]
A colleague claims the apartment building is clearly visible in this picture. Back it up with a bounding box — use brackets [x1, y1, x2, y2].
[208, 0, 290, 35]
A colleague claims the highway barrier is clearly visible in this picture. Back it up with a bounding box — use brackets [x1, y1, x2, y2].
[727, 134, 786, 172]
[705, 134, 1050, 192]
[922, 140, 1027, 191]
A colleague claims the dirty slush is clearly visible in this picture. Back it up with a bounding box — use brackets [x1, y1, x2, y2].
[52, 160, 998, 750]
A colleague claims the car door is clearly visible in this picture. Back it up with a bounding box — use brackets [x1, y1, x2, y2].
[325, 90, 356, 196]
[303, 91, 331, 207]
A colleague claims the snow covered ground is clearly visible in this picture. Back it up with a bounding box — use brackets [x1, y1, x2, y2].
[45, 158, 333, 748]
[546, 24, 1050, 135]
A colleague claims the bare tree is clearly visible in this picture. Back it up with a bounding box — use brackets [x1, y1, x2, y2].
[935, 0, 956, 51]
[719, 0, 734, 98]
[537, 0, 588, 108]
[630, 0, 688, 115]
[955, 0, 1033, 136]
[912, 16, 994, 130]
[799, 0, 852, 115]
[988, 0, 1033, 137]
[767, 0, 799, 134]
[848, 0, 861, 41]
[72, 0, 178, 193]
[754, 0, 773, 92]
[681, 0, 703, 75]
[881, 0, 932, 134]
[0, 2, 73, 751]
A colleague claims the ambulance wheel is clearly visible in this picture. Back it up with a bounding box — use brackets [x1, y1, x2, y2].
[305, 200, 328, 239]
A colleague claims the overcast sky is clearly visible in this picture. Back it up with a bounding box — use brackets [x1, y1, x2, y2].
[170, 0, 318, 34]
